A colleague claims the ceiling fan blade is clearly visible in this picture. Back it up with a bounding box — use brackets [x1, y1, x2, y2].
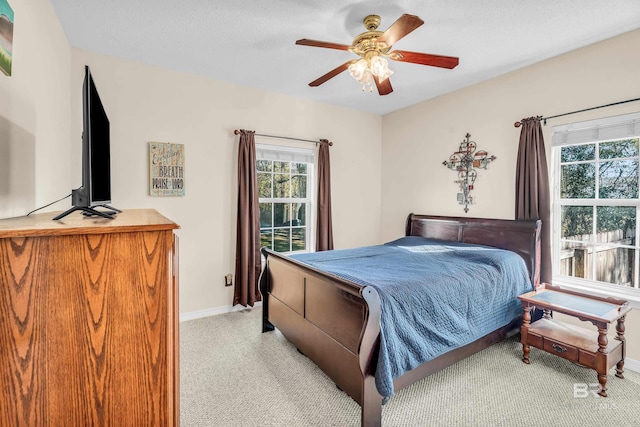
[374, 75, 393, 96]
[377, 14, 424, 46]
[308, 61, 353, 87]
[389, 50, 459, 69]
[296, 39, 351, 51]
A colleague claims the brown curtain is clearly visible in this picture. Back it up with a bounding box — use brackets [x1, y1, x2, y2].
[515, 117, 551, 285]
[316, 139, 334, 251]
[234, 130, 261, 307]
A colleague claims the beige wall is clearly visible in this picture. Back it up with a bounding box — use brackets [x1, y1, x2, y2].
[0, 0, 72, 218]
[68, 49, 382, 315]
[381, 29, 640, 361]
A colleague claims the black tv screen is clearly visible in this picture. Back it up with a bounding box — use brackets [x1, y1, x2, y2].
[53, 66, 116, 221]
[85, 66, 111, 205]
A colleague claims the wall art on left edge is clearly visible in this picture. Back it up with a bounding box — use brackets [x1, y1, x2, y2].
[0, 0, 14, 76]
[149, 142, 185, 197]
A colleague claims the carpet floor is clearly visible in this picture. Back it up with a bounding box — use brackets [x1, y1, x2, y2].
[180, 308, 640, 426]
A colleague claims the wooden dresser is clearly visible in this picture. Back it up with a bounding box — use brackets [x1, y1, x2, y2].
[0, 209, 180, 426]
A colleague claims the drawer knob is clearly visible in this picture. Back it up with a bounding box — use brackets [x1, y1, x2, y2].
[552, 344, 567, 353]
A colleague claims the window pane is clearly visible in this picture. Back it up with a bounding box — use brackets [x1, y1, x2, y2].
[274, 161, 290, 173]
[598, 160, 638, 199]
[256, 151, 312, 254]
[274, 228, 291, 252]
[595, 247, 635, 287]
[595, 206, 636, 286]
[596, 206, 636, 235]
[561, 206, 593, 239]
[291, 175, 307, 198]
[556, 134, 640, 289]
[292, 163, 307, 174]
[274, 174, 290, 198]
[273, 203, 291, 227]
[256, 160, 272, 172]
[258, 172, 272, 198]
[292, 203, 306, 226]
[559, 241, 591, 279]
[259, 203, 272, 228]
[292, 227, 306, 251]
[561, 144, 595, 162]
[561, 163, 595, 199]
[260, 230, 273, 249]
[599, 139, 639, 160]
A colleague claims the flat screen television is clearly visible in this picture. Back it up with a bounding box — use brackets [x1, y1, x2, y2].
[53, 66, 120, 220]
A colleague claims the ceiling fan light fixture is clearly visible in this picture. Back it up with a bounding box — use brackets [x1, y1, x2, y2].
[348, 58, 368, 81]
[348, 59, 372, 91]
[348, 56, 393, 91]
[370, 56, 393, 81]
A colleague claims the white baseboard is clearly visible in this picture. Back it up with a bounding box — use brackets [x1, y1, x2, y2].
[180, 301, 262, 322]
[625, 357, 640, 374]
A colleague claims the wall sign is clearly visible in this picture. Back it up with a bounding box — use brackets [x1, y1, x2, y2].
[149, 142, 185, 196]
[442, 133, 495, 213]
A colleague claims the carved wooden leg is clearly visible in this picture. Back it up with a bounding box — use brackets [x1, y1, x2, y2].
[615, 315, 626, 379]
[616, 360, 625, 380]
[521, 305, 531, 364]
[597, 327, 608, 397]
[598, 374, 608, 398]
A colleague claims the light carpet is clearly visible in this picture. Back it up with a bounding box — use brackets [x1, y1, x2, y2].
[180, 308, 640, 426]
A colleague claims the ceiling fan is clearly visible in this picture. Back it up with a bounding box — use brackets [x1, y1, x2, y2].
[296, 14, 459, 95]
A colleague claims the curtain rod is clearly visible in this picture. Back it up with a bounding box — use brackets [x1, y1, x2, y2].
[233, 129, 333, 146]
[514, 96, 640, 127]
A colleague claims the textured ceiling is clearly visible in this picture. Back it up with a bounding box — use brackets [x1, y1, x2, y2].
[49, 0, 640, 115]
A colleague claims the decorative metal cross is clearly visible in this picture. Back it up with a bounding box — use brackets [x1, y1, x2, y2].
[442, 133, 496, 213]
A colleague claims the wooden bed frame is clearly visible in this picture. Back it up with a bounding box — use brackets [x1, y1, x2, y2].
[259, 214, 541, 427]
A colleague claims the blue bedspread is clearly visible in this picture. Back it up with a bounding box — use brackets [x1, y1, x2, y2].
[290, 236, 532, 398]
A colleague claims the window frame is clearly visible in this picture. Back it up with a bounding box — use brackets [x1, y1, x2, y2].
[551, 111, 640, 309]
[256, 142, 315, 255]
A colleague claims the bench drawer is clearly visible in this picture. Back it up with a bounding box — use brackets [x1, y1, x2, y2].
[543, 337, 578, 362]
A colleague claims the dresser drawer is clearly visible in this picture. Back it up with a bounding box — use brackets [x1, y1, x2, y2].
[543, 337, 578, 362]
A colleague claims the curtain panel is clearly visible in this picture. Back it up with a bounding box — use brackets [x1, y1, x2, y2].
[515, 117, 552, 285]
[234, 130, 262, 307]
[316, 139, 334, 251]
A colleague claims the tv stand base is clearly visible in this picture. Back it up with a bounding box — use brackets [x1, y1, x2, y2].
[94, 204, 122, 213]
[53, 206, 118, 220]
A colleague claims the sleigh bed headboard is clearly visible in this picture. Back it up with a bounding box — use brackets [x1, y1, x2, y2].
[405, 213, 542, 287]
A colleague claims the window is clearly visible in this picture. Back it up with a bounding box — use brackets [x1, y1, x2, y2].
[257, 144, 314, 253]
[552, 112, 640, 301]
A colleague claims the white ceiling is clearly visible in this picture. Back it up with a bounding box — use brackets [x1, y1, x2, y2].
[49, 0, 640, 116]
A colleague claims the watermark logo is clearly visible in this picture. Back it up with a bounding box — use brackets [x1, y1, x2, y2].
[573, 383, 600, 398]
[573, 383, 619, 410]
